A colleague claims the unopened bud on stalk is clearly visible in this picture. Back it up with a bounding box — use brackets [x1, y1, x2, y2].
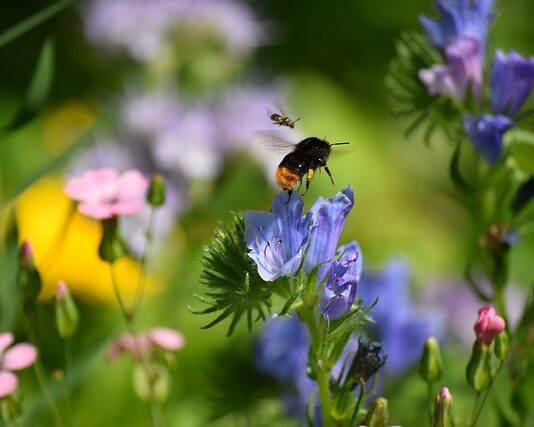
[363, 397, 388, 427]
[98, 217, 129, 262]
[420, 337, 442, 383]
[466, 342, 492, 391]
[146, 174, 166, 207]
[17, 241, 42, 304]
[433, 387, 455, 427]
[55, 281, 80, 338]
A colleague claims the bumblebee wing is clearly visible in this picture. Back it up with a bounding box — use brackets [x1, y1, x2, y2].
[255, 131, 297, 154]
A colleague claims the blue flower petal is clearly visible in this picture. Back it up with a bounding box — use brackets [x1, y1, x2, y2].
[491, 50, 534, 116]
[244, 192, 313, 281]
[463, 114, 513, 164]
[304, 186, 355, 274]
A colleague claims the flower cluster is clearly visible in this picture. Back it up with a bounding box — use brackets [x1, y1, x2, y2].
[84, 0, 264, 63]
[245, 186, 361, 320]
[419, 0, 534, 163]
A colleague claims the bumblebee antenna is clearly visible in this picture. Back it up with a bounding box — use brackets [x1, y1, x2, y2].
[330, 142, 350, 146]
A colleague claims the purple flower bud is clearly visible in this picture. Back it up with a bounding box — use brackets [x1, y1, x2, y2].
[491, 50, 534, 116]
[463, 114, 513, 164]
[19, 241, 34, 266]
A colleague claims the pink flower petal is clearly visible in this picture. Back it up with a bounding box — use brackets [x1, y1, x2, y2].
[0, 332, 14, 355]
[78, 203, 115, 220]
[0, 371, 18, 398]
[148, 327, 185, 351]
[115, 170, 148, 200]
[110, 200, 145, 216]
[474, 305, 506, 345]
[2, 343, 37, 370]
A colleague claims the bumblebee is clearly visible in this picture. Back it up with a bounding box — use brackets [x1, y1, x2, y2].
[275, 137, 349, 198]
[270, 113, 301, 128]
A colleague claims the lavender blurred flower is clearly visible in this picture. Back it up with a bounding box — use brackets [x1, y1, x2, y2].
[304, 186, 355, 273]
[419, 0, 494, 99]
[359, 260, 443, 375]
[463, 114, 513, 164]
[84, 0, 264, 63]
[320, 241, 362, 320]
[244, 192, 314, 282]
[419, 36, 482, 99]
[491, 50, 534, 116]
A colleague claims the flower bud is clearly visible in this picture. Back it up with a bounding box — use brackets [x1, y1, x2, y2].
[466, 342, 492, 391]
[98, 217, 129, 263]
[363, 397, 388, 427]
[420, 337, 442, 384]
[474, 305, 505, 346]
[433, 387, 455, 427]
[0, 393, 22, 423]
[494, 330, 509, 361]
[17, 241, 42, 305]
[54, 281, 80, 338]
[146, 174, 166, 207]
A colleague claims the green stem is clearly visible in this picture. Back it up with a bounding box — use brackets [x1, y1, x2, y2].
[494, 288, 509, 331]
[27, 305, 64, 427]
[350, 378, 366, 426]
[131, 208, 156, 321]
[471, 361, 504, 427]
[108, 262, 161, 427]
[298, 305, 333, 427]
[469, 391, 481, 427]
[63, 338, 74, 427]
[427, 382, 434, 426]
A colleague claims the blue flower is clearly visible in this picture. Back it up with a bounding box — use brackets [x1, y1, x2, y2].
[419, 0, 494, 99]
[491, 50, 534, 117]
[304, 186, 355, 273]
[320, 241, 362, 320]
[420, 0, 494, 50]
[244, 192, 314, 281]
[359, 260, 443, 375]
[463, 114, 513, 164]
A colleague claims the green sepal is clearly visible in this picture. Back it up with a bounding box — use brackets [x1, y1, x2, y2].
[494, 331, 509, 361]
[98, 217, 129, 263]
[363, 397, 388, 427]
[420, 337, 443, 384]
[433, 389, 455, 427]
[450, 141, 476, 195]
[17, 246, 42, 306]
[0, 393, 22, 423]
[466, 342, 492, 391]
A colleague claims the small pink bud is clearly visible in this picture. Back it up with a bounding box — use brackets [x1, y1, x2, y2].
[19, 241, 34, 265]
[56, 281, 68, 300]
[474, 305, 505, 345]
[439, 387, 452, 401]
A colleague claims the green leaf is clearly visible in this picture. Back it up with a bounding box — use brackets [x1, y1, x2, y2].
[0, 0, 73, 49]
[449, 141, 476, 194]
[2, 38, 55, 131]
[193, 213, 274, 336]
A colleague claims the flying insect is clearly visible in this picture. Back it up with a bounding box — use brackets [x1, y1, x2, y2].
[270, 113, 301, 128]
[275, 136, 349, 199]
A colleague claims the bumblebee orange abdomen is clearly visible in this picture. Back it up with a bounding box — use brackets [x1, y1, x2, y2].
[275, 166, 301, 191]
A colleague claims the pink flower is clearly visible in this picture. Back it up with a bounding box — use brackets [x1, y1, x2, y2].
[107, 327, 185, 361]
[474, 305, 505, 346]
[64, 168, 148, 220]
[0, 332, 38, 398]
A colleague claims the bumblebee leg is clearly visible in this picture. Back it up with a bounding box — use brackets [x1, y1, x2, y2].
[302, 169, 315, 196]
[324, 166, 335, 186]
[284, 190, 293, 205]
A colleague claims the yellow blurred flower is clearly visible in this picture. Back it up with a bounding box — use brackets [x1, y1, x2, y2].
[16, 177, 158, 304]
